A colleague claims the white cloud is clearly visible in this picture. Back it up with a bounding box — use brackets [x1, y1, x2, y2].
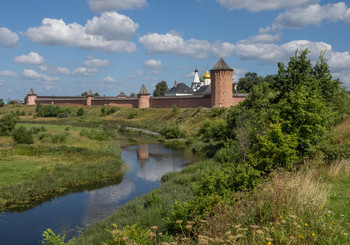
[276, 2, 350, 28]
[88, 0, 147, 12]
[21, 69, 58, 84]
[128, 70, 144, 79]
[0, 70, 19, 78]
[72, 67, 98, 76]
[236, 40, 331, 63]
[39, 65, 70, 75]
[0, 27, 19, 47]
[0, 79, 5, 85]
[25, 15, 137, 53]
[102, 76, 118, 83]
[139, 32, 235, 59]
[144, 59, 162, 74]
[216, 0, 318, 12]
[83, 57, 110, 67]
[243, 33, 282, 44]
[85, 12, 139, 40]
[233, 68, 247, 82]
[14, 52, 45, 65]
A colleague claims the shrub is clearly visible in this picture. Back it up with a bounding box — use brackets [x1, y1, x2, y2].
[37, 105, 65, 117]
[76, 107, 84, 116]
[38, 132, 52, 143]
[159, 124, 186, 139]
[211, 107, 226, 117]
[0, 114, 17, 136]
[30, 125, 47, 134]
[198, 119, 228, 142]
[0, 99, 4, 107]
[106, 107, 116, 115]
[12, 126, 34, 144]
[172, 104, 179, 114]
[21, 111, 25, 116]
[52, 132, 68, 144]
[80, 127, 111, 141]
[128, 111, 137, 119]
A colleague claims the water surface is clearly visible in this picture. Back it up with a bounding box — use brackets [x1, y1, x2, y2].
[0, 144, 197, 245]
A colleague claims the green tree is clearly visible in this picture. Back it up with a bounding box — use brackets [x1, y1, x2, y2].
[0, 99, 4, 107]
[153, 81, 168, 97]
[0, 114, 18, 136]
[129, 92, 136, 97]
[81, 91, 99, 96]
[237, 72, 263, 93]
[76, 107, 85, 116]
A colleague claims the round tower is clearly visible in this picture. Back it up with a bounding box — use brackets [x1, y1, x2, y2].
[27, 88, 37, 106]
[138, 84, 150, 108]
[210, 58, 234, 108]
[86, 89, 94, 106]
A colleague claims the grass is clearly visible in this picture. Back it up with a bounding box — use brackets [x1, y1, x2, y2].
[0, 122, 125, 211]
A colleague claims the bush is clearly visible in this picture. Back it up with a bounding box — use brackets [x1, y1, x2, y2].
[128, 111, 137, 119]
[30, 125, 47, 134]
[0, 99, 4, 107]
[159, 124, 186, 139]
[198, 119, 228, 142]
[38, 132, 52, 143]
[37, 105, 66, 117]
[12, 126, 34, 144]
[0, 114, 17, 136]
[52, 132, 68, 144]
[80, 127, 111, 141]
[76, 107, 85, 116]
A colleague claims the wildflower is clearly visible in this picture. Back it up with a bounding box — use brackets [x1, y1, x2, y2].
[225, 231, 232, 235]
[250, 225, 259, 229]
[151, 226, 158, 230]
[257, 230, 264, 234]
[289, 214, 297, 219]
[320, 206, 323, 209]
[312, 233, 315, 237]
[186, 224, 192, 230]
[305, 223, 308, 227]
[299, 235, 305, 239]
[266, 237, 273, 241]
[235, 234, 244, 239]
[267, 242, 272, 245]
[281, 220, 287, 224]
[176, 220, 183, 224]
[300, 219, 303, 222]
[344, 233, 348, 236]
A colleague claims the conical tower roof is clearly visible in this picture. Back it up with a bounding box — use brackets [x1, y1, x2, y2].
[138, 84, 150, 95]
[87, 89, 94, 97]
[28, 88, 36, 95]
[211, 57, 233, 71]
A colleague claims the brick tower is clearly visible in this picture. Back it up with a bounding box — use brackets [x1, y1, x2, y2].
[210, 57, 234, 108]
[86, 89, 94, 106]
[27, 88, 37, 105]
[138, 84, 150, 108]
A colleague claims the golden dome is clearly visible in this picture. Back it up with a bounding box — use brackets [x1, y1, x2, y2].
[203, 70, 211, 79]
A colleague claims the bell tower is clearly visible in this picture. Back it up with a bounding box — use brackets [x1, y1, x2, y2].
[27, 88, 37, 105]
[210, 58, 234, 108]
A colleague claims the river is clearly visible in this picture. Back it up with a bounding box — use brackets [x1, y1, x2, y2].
[0, 144, 198, 245]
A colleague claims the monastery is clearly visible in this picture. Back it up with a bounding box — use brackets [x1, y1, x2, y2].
[27, 58, 247, 108]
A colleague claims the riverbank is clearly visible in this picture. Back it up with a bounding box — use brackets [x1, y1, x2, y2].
[0, 122, 125, 212]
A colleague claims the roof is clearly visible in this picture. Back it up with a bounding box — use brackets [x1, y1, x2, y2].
[211, 57, 233, 71]
[194, 85, 211, 95]
[87, 89, 94, 97]
[28, 88, 36, 95]
[166, 83, 193, 94]
[138, 84, 150, 95]
[117, 92, 127, 98]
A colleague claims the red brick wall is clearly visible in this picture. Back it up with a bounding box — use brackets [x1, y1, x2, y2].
[150, 96, 211, 108]
[38, 100, 87, 106]
[92, 99, 138, 108]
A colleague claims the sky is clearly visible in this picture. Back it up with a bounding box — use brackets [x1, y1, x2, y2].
[0, 0, 349, 99]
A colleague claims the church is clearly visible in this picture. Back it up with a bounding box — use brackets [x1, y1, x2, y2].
[27, 58, 247, 108]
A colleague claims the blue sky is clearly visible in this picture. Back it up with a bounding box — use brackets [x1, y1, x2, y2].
[0, 0, 349, 99]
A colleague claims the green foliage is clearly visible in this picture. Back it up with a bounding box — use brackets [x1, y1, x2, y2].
[237, 72, 264, 93]
[128, 111, 137, 119]
[12, 126, 34, 144]
[42, 228, 70, 245]
[247, 123, 299, 173]
[159, 124, 186, 139]
[214, 142, 241, 164]
[198, 119, 228, 142]
[210, 107, 226, 117]
[0, 114, 18, 136]
[107, 224, 150, 245]
[143, 190, 160, 209]
[101, 107, 116, 116]
[76, 107, 84, 117]
[80, 127, 111, 141]
[37, 105, 70, 118]
[153, 81, 168, 97]
[0, 99, 4, 107]
[172, 104, 179, 114]
[30, 125, 47, 134]
[51, 132, 68, 144]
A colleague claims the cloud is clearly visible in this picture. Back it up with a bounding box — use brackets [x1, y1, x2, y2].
[0, 27, 19, 47]
[85, 12, 139, 40]
[232, 68, 247, 82]
[21, 69, 58, 84]
[25, 13, 137, 53]
[0, 79, 4, 85]
[39, 65, 70, 75]
[83, 57, 110, 67]
[144, 59, 162, 74]
[101, 76, 118, 83]
[216, 0, 318, 12]
[235, 39, 331, 63]
[88, 0, 147, 12]
[14, 52, 45, 65]
[139, 32, 235, 59]
[128, 70, 144, 79]
[0, 70, 19, 78]
[72, 67, 98, 76]
[275, 2, 350, 28]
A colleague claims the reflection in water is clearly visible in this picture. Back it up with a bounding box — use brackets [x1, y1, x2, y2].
[0, 144, 198, 245]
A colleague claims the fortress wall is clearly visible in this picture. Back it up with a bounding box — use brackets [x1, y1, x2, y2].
[37, 99, 86, 106]
[92, 99, 138, 108]
[150, 96, 211, 108]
